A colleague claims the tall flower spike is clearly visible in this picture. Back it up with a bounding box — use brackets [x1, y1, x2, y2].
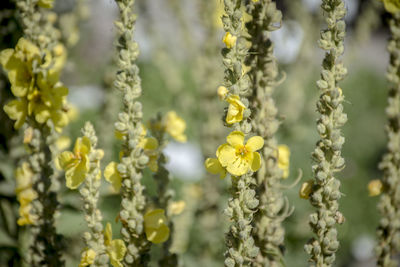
[113, 0, 151, 264]
[61, 122, 109, 266]
[245, 1, 293, 265]
[6, 0, 70, 265]
[375, 11, 400, 267]
[217, 0, 261, 266]
[304, 0, 348, 266]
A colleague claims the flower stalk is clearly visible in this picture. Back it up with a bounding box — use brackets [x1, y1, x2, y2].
[304, 0, 348, 266]
[80, 122, 108, 266]
[375, 12, 400, 267]
[219, 0, 261, 266]
[113, 0, 150, 265]
[245, 1, 292, 265]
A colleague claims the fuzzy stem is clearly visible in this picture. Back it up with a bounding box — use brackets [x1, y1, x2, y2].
[80, 122, 108, 266]
[246, 1, 290, 266]
[16, 0, 64, 265]
[113, 0, 150, 265]
[304, 1, 348, 266]
[375, 13, 400, 267]
[221, 1, 260, 266]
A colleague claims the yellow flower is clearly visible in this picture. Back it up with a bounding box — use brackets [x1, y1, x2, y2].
[368, 179, 383, 197]
[226, 95, 246, 124]
[144, 209, 170, 244]
[3, 99, 28, 129]
[299, 180, 314, 199]
[0, 38, 39, 98]
[58, 137, 91, 189]
[168, 201, 186, 215]
[17, 204, 38, 226]
[104, 162, 122, 192]
[78, 248, 96, 267]
[381, 0, 400, 13]
[38, 0, 54, 8]
[139, 137, 159, 172]
[223, 32, 237, 49]
[28, 76, 69, 130]
[56, 136, 71, 151]
[204, 158, 227, 179]
[277, 145, 290, 179]
[217, 86, 228, 100]
[217, 131, 264, 176]
[165, 111, 187, 142]
[104, 223, 126, 267]
[15, 162, 34, 194]
[14, 163, 37, 226]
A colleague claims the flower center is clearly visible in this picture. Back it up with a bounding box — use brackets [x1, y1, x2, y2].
[237, 146, 248, 157]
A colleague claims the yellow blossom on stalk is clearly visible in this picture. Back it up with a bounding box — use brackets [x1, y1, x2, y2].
[277, 145, 290, 179]
[217, 86, 228, 100]
[15, 162, 38, 226]
[380, 0, 400, 14]
[168, 201, 186, 215]
[299, 180, 314, 199]
[226, 95, 246, 124]
[3, 99, 28, 129]
[0, 38, 39, 98]
[144, 209, 170, 244]
[223, 32, 237, 49]
[17, 204, 37, 226]
[368, 179, 383, 196]
[139, 136, 159, 172]
[56, 136, 71, 151]
[58, 136, 93, 189]
[104, 223, 126, 267]
[104, 162, 122, 192]
[217, 131, 264, 176]
[23, 127, 34, 144]
[38, 0, 54, 8]
[205, 157, 227, 179]
[165, 111, 187, 142]
[78, 248, 96, 267]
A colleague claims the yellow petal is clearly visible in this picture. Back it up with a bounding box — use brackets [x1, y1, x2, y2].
[246, 136, 264, 152]
[56, 136, 71, 151]
[144, 209, 167, 228]
[104, 223, 112, 246]
[143, 137, 159, 150]
[148, 156, 159, 172]
[58, 151, 76, 170]
[383, 0, 400, 13]
[250, 152, 261, 172]
[146, 223, 170, 244]
[165, 111, 187, 143]
[205, 158, 226, 179]
[74, 136, 91, 157]
[216, 144, 236, 167]
[0, 48, 13, 67]
[368, 179, 383, 197]
[226, 158, 249, 176]
[300, 180, 314, 199]
[169, 201, 186, 215]
[65, 157, 87, 189]
[104, 162, 122, 192]
[226, 131, 244, 147]
[3, 99, 27, 129]
[110, 239, 127, 262]
[78, 249, 96, 267]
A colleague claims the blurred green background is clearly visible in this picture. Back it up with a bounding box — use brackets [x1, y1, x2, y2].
[0, 0, 393, 266]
